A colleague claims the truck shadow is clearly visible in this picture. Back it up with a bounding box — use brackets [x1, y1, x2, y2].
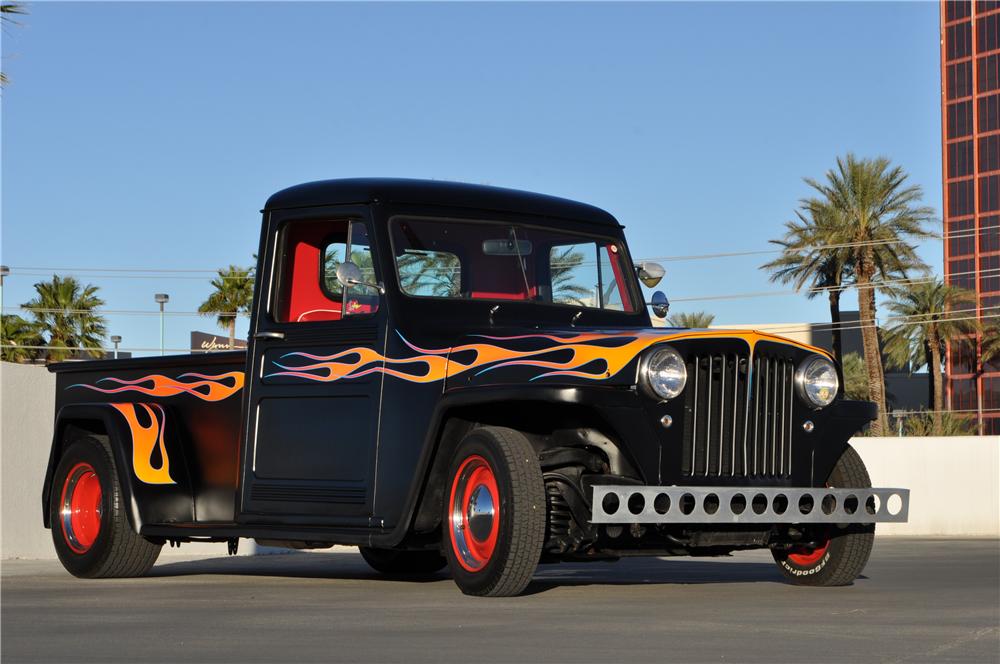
[149, 552, 796, 591]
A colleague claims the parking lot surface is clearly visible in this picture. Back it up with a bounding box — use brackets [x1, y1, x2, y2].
[2, 539, 997, 663]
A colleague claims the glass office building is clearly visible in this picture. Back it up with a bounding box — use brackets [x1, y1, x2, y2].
[941, 1, 1000, 434]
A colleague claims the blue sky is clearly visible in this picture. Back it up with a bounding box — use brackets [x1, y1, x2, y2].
[2, 1, 942, 355]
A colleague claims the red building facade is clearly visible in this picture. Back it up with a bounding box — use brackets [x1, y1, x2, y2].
[941, 1, 1000, 434]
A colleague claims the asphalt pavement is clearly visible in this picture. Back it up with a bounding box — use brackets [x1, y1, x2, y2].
[2, 539, 997, 663]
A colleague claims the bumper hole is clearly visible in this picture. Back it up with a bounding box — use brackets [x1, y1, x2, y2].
[887, 494, 903, 516]
[772, 494, 788, 515]
[752, 493, 767, 515]
[798, 494, 815, 515]
[627, 493, 645, 515]
[844, 494, 859, 515]
[821, 494, 837, 515]
[601, 493, 620, 516]
[704, 493, 719, 515]
[654, 493, 670, 514]
[679, 493, 695, 515]
[730, 494, 747, 515]
[865, 494, 880, 515]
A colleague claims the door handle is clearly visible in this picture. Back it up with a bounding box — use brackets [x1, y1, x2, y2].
[254, 331, 285, 340]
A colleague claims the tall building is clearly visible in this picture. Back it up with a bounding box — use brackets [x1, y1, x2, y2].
[941, 0, 1000, 434]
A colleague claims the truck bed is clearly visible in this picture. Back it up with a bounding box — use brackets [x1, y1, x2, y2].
[50, 351, 247, 524]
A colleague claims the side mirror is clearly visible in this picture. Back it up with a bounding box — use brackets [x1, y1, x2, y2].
[637, 262, 665, 288]
[336, 261, 363, 288]
[336, 261, 385, 294]
[650, 290, 670, 319]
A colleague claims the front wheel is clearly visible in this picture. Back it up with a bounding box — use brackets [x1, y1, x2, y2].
[49, 436, 162, 578]
[771, 445, 875, 586]
[442, 426, 546, 597]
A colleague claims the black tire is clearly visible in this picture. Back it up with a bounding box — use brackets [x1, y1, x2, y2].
[49, 436, 162, 578]
[359, 547, 447, 575]
[772, 445, 875, 586]
[442, 426, 546, 597]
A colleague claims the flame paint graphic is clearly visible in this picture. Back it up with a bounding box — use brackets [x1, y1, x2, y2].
[267, 329, 827, 385]
[68, 371, 244, 402]
[110, 403, 175, 485]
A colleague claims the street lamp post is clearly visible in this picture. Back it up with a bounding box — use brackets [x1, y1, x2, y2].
[110, 335, 122, 359]
[0, 265, 9, 329]
[154, 293, 169, 356]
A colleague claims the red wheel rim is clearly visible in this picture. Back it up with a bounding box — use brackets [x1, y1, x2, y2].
[448, 455, 500, 572]
[59, 462, 103, 554]
[786, 539, 830, 567]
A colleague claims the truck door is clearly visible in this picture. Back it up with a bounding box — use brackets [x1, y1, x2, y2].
[239, 210, 385, 526]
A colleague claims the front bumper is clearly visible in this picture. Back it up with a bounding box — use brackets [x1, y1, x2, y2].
[591, 485, 909, 524]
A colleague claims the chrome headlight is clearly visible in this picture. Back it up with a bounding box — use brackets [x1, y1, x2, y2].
[640, 345, 687, 401]
[795, 355, 839, 409]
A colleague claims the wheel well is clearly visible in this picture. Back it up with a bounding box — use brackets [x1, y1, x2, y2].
[43, 418, 110, 528]
[409, 401, 636, 536]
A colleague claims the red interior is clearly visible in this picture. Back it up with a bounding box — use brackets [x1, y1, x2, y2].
[277, 222, 345, 323]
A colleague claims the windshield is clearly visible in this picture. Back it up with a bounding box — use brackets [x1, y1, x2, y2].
[390, 217, 637, 312]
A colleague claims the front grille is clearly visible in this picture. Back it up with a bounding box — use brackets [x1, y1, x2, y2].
[682, 352, 795, 479]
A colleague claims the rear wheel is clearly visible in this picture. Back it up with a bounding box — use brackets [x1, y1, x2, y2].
[358, 547, 447, 575]
[442, 426, 546, 597]
[772, 445, 875, 586]
[50, 436, 161, 578]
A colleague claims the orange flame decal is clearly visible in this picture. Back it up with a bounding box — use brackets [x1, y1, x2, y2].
[110, 403, 175, 485]
[69, 371, 244, 402]
[267, 329, 829, 385]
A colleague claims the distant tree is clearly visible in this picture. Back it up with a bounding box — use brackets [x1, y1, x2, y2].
[800, 154, 934, 434]
[841, 352, 870, 401]
[667, 311, 715, 329]
[0, 314, 42, 363]
[1, 4, 27, 86]
[901, 410, 975, 437]
[973, 327, 1000, 435]
[22, 275, 107, 363]
[762, 201, 853, 385]
[883, 281, 979, 434]
[198, 266, 253, 350]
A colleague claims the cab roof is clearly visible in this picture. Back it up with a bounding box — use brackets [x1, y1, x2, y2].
[264, 178, 621, 227]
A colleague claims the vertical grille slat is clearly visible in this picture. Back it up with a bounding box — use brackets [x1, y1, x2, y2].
[683, 349, 795, 480]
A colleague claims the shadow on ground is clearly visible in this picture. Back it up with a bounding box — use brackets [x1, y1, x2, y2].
[148, 551, 790, 592]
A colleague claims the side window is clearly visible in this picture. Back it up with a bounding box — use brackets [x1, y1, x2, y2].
[273, 219, 379, 323]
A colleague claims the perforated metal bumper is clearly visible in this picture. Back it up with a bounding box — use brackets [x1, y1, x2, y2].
[590, 486, 909, 524]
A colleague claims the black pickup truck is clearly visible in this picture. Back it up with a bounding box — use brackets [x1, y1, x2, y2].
[43, 178, 908, 596]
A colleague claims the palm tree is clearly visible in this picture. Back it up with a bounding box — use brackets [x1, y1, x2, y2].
[550, 247, 592, 305]
[667, 311, 715, 328]
[22, 275, 107, 363]
[974, 327, 1000, 435]
[883, 281, 979, 434]
[762, 201, 853, 386]
[804, 154, 935, 434]
[841, 352, 870, 401]
[198, 265, 254, 350]
[1, 4, 27, 86]
[1, 314, 42, 363]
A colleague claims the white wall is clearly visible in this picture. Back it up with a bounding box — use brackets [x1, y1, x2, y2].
[851, 436, 1000, 537]
[2, 363, 997, 560]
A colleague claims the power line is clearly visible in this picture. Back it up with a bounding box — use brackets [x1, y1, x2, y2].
[3, 227, 985, 278]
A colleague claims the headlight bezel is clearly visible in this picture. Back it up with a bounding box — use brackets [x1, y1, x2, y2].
[794, 354, 839, 409]
[639, 344, 688, 402]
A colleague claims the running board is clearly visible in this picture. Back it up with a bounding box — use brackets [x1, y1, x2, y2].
[590, 486, 909, 524]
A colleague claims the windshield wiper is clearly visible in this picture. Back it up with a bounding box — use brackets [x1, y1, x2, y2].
[509, 226, 532, 298]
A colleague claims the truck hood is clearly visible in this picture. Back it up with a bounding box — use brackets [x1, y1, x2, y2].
[392, 327, 830, 389]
